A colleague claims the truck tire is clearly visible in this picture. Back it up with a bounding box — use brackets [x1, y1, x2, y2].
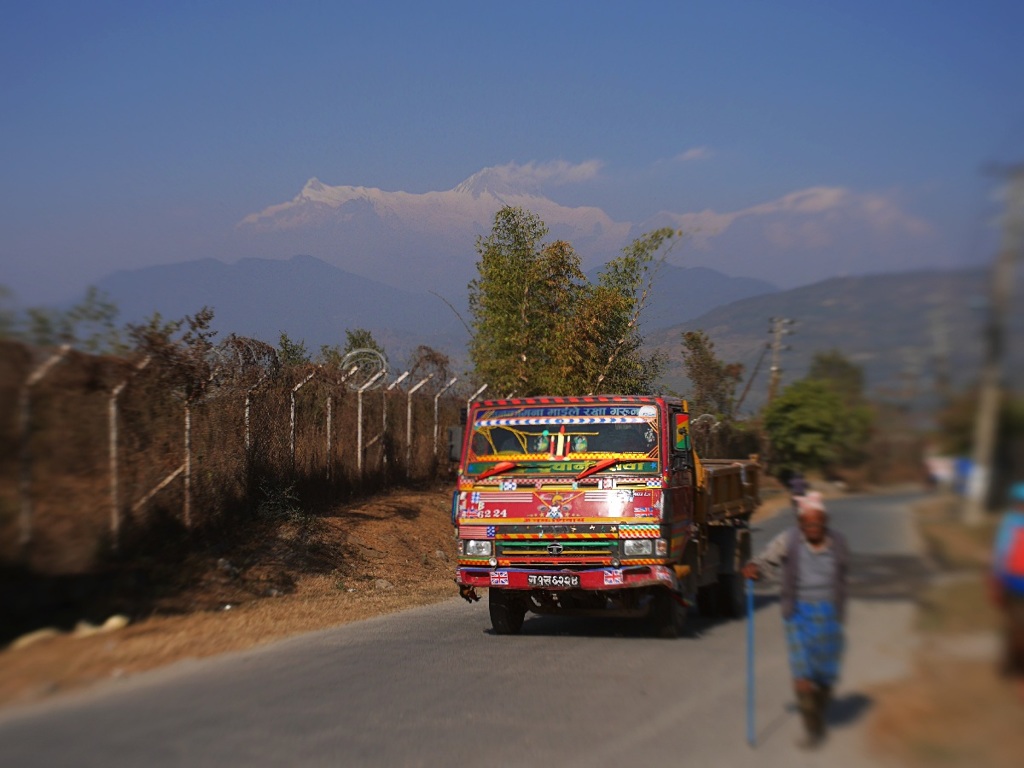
[648, 586, 686, 639]
[696, 584, 719, 617]
[717, 573, 746, 619]
[488, 588, 526, 635]
[717, 528, 750, 619]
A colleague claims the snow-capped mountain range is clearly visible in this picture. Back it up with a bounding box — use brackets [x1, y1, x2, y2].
[238, 168, 632, 292]
[235, 162, 935, 295]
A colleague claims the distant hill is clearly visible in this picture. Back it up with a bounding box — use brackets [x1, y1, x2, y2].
[92, 255, 469, 364]
[89, 255, 776, 369]
[631, 264, 777, 329]
[88, 257, 1020, 402]
[648, 266, 1024, 411]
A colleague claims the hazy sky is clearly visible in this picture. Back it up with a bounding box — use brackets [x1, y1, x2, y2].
[3, 1, 1023, 304]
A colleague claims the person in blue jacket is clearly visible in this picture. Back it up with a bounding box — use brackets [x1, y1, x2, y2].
[992, 481, 1024, 699]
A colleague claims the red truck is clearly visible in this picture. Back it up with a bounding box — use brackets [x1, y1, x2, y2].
[452, 395, 761, 636]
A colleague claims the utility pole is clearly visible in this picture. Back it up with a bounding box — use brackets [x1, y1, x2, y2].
[928, 307, 952, 405]
[964, 167, 1024, 525]
[766, 317, 795, 405]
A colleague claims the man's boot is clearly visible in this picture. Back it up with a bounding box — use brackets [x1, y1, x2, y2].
[796, 690, 822, 749]
[814, 685, 831, 739]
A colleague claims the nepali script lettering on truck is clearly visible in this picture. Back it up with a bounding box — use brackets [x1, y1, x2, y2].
[451, 396, 761, 637]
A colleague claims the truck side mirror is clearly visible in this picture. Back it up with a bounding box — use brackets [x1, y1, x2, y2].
[673, 414, 691, 451]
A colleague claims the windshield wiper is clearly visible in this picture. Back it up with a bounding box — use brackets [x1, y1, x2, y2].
[475, 460, 554, 481]
[476, 461, 518, 480]
[574, 458, 620, 481]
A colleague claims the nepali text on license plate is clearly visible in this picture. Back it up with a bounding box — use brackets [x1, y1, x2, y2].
[527, 573, 580, 588]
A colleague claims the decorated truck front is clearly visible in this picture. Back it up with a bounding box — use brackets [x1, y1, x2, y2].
[454, 396, 710, 636]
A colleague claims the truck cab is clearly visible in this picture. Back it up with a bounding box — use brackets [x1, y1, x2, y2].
[453, 396, 758, 636]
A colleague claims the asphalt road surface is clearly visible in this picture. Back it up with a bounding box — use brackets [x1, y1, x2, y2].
[0, 491, 928, 768]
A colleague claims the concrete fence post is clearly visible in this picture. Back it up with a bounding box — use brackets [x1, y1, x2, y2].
[433, 377, 458, 457]
[406, 375, 434, 472]
[290, 369, 317, 470]
[109, 356, 150, 551]
[18, 344, 71, 551]
[357, 369, 387, 475]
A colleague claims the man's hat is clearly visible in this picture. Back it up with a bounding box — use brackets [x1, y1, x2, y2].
[796, 490, 826, 515]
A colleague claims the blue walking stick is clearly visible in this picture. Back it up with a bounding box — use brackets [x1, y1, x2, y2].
[746, 576, 756, 747]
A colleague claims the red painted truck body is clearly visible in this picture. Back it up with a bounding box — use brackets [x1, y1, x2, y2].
[452, 395, 760, 636]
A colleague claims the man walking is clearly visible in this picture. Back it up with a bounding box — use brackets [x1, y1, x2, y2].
[742, 497, 849, 749]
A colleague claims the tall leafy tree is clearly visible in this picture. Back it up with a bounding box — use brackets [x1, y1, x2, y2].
[468, 207, 579, 395]
[318, 329, 387, 377]
[763, 378, 872, 473]
[806, 349, 865, 406]
[467, 206, 671, 396]
[680, 330, 744, 417]
[587, 228, 673, 395]
[342, 327, 386, 358]
[277, 332, 310, 367]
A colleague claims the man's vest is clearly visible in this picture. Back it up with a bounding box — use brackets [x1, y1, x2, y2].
[781, 527, 849, 622]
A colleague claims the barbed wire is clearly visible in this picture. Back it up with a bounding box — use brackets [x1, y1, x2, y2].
[341, 348, 388, 391]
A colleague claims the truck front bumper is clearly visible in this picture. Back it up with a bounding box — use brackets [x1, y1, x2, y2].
[456, 565, 678, 591]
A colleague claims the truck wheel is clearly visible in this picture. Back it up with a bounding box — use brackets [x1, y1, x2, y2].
[717, 573, 746, 619]
[488, 588, 526, 635]
[648, 587, 686, 639]
[696, 584, 719, 617]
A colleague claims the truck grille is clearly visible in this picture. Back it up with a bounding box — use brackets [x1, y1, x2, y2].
[496, 539, 616, 566]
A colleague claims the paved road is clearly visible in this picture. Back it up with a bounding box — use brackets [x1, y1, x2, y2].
[0, 491, 927, 767]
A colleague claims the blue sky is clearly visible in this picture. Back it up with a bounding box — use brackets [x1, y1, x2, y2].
[3, 1, 1023, 303]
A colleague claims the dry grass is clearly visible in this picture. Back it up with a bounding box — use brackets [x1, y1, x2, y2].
[871, 657, 1022, 768]
[0, 486, 460, 709]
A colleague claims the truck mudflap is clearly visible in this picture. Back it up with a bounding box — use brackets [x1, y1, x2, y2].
[457, 565, 678, 592]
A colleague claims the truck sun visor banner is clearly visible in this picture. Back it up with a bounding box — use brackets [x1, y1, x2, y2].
[477, 405, 658, 422]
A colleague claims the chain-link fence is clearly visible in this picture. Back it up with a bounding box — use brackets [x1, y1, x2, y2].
[0, 340, 465, 575]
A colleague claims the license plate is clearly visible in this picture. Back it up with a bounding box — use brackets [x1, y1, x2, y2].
[527, 573, 580, 588]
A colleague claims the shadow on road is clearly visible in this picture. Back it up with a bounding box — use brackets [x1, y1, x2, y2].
[828, 692, 874, 728]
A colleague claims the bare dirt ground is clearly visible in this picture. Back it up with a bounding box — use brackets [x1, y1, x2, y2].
[867, 495, 1024, 768]
[0, 485, 461, 708]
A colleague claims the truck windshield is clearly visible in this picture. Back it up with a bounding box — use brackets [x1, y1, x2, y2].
[464, 403, 661, 477]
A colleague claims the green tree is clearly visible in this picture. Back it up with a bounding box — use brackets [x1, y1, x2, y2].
[680, 330, 744, 417]
[126, 307, 218, 401]
[5, 286, 124, 353]
[586, 228, 674, 395]
[317, 344, 345, 370]
[806, 349, 865, 406]
[763, 378, 872, 473]
[277, 332, 310, 367]
[342, 327, 386, 358]
[317, 329, 387, 372]
[66, 286, 124, 354]
[467, 205, 671, 396]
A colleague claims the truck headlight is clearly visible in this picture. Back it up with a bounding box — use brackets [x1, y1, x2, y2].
[465, 540, 492, 557]
[655, 538, 668, 557]
[623, 539, 653, 557]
